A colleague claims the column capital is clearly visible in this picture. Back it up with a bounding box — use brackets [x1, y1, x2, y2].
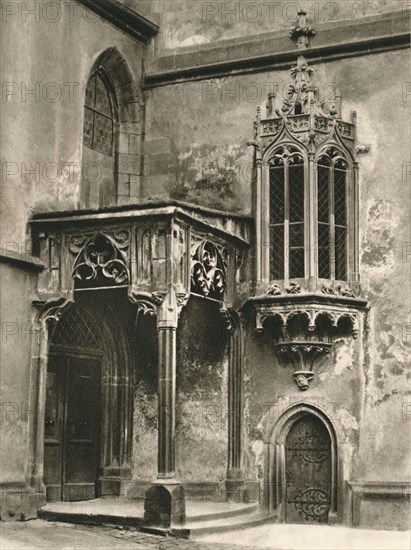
[157, 290, 188, 329]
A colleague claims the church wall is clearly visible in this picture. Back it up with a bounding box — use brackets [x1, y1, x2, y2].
[138, 0, 404, 50]
[0, 0, 409, 529]
[1, 0, 144, 247]
[176, 297, 229, 491]
[0, 262, 40, 519]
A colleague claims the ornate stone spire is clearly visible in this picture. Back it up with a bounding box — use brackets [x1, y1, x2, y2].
[289, 9, 316, 50]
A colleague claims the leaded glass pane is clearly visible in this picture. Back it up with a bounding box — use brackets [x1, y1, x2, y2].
[318, 222, 330, 278]
[93, 112, 113, 157]
[334, 166, 346, 227]
[83, 107, 94, 149]
[335, 226, 347, 280]
[289, 222, 304, 248]
[95, 74, 112, 117]
[83, 71, 114, 157]
[289, 160, 304, 223]
[318, 163, 329, 224]
[270, 165, 284, 224]
[52, 306, 102, 349]
[85, 74, 96, 108]
[289, 247, 305, 279]
[270, 225, 284, 279]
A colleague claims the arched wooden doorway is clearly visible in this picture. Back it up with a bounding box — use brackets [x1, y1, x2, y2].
[43, 290, 135, 502]
[44, 305, 103, 501]
[285, 414, 332, 524]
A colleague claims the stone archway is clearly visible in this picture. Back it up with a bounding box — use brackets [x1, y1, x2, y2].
[266, 403, 340, 524]
[285, 414, 332, 524]
[43, 290, 135, 501]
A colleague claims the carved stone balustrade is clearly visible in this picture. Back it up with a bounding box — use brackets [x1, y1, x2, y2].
[30, 200, 251, 310]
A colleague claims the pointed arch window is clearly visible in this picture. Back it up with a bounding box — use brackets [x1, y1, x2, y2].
[317, 148, 348, 281]
[83, 71, 115, 157]
[269, 146, 305, 280]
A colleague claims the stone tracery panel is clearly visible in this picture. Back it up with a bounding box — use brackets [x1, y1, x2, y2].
[190, 240, 227, 301]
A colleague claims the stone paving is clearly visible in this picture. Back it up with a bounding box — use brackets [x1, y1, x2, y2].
[0, 519, 272, 550]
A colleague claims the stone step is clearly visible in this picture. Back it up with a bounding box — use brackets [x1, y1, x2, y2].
[39, 499, 274, 536]
[180, 511, 278, 536]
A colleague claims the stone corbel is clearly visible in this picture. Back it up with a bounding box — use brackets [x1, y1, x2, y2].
[275, 343, 332, 391]
[219, 303, 236, 334]
[33, 293, 75, 341]
[128, 288, 166, 318]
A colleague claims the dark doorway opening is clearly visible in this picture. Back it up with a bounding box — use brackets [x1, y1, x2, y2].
[44, 353, 101, 501]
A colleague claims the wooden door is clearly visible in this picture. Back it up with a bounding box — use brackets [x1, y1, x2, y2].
[285, 414, 331, 524]
[44, 354, 101, 501]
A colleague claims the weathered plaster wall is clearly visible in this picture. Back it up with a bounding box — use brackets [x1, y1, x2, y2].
[176, 297, 229, 482]
[137, 0, 403, 49]
[132, 315, 158, 481]
[243, 331, 363, 485]
[1, 0, 144, 246]
[0, 264, 38, 484]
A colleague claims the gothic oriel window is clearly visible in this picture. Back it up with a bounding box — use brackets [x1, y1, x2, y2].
[317, 148, 348, 281]
[251, 26, 361, 295]
[269, 146, 305, 280]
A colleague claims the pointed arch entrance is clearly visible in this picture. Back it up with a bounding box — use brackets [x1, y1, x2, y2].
[285, 414, 332, 524]
[266, 403, 340, 524]
[43, 290, 135, 501]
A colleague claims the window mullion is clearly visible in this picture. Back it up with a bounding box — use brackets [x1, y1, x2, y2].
[329, 164, 336, 280]
[284, 159, 290, 282]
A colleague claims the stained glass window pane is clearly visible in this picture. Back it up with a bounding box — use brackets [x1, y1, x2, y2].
[270, 165, 284, 224]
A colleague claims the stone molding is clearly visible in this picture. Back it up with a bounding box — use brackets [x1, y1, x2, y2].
[145, 11, 410, 87]
[76, 0, 159, 43]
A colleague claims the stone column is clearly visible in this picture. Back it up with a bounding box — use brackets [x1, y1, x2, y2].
[144, 291, 185, 528]
[224, 311, 245, 502]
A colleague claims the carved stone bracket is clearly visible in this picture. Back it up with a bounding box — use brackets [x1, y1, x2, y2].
[255, 304, 360, 339]
[128, 289, 166, 317]
[219, 303, 236, 334]
[248, 296, 366, 390]
[33, 294, 75, 341]
[274, 343, 332, 391]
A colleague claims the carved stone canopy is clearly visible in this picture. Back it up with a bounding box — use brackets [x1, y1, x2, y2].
[249, 11, 363, 156]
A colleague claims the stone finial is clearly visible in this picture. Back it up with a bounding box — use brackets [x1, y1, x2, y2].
[289, 10, 316, 50]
